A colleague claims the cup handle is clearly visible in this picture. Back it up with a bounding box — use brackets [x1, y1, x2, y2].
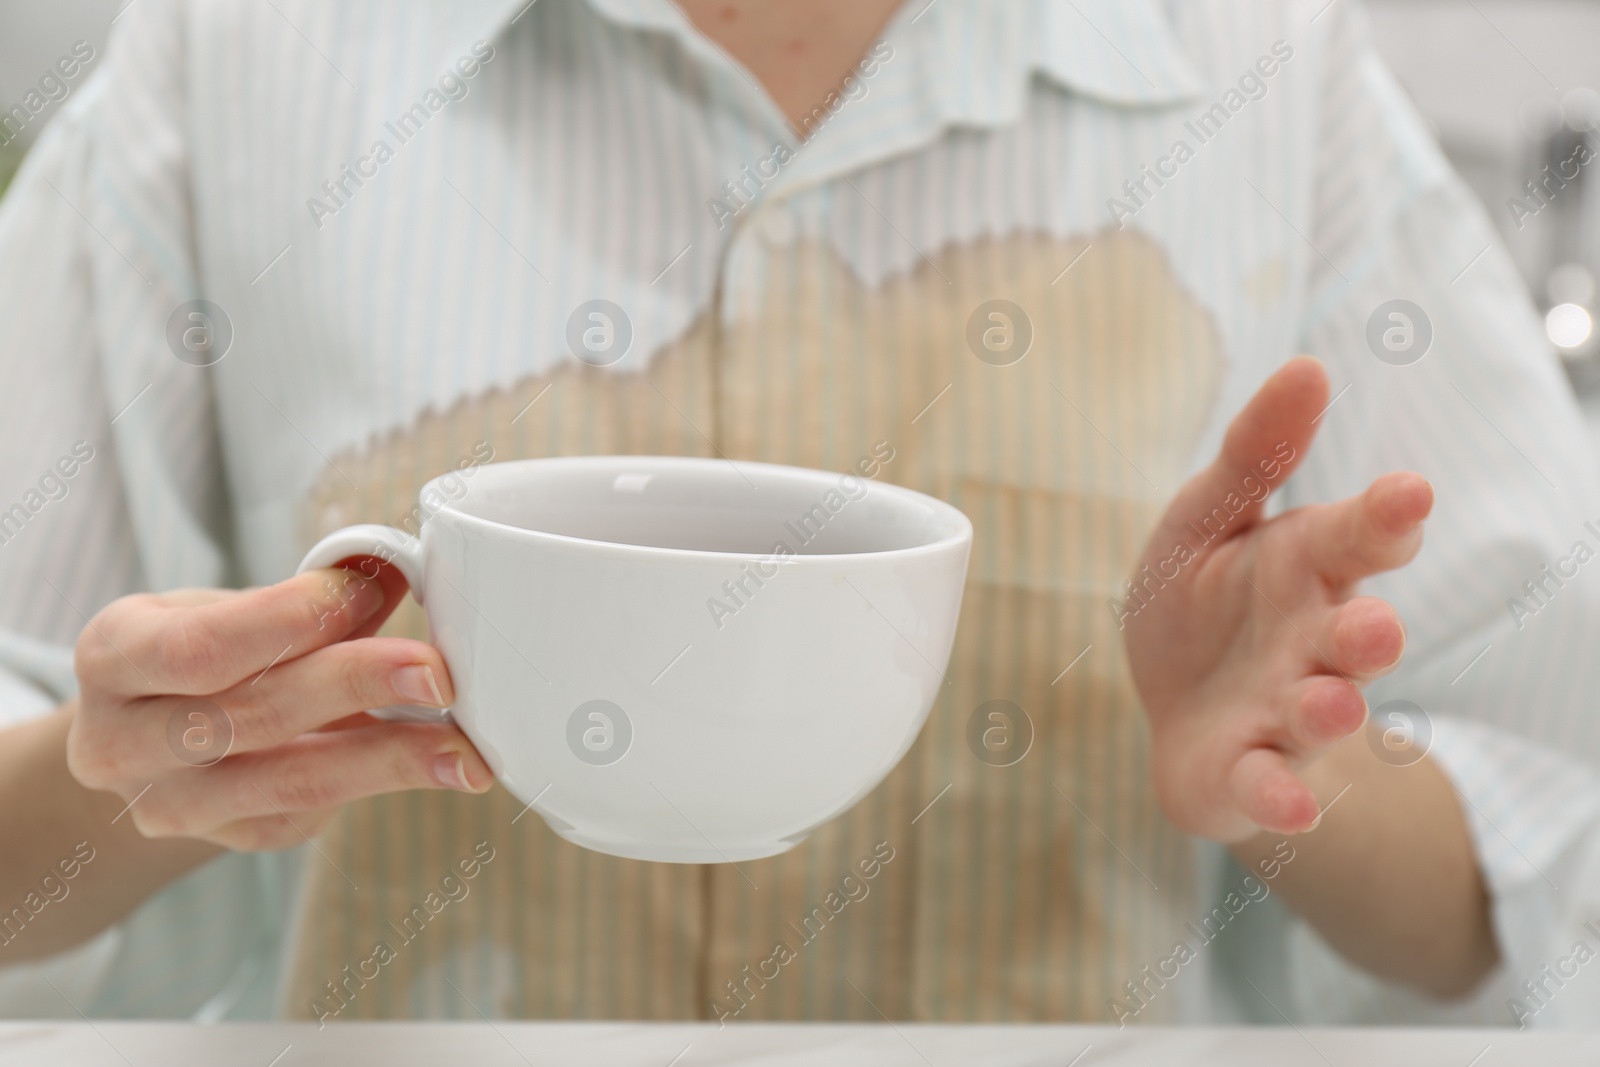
[296, 525, 444, 722]
[295, 524, 427, 605]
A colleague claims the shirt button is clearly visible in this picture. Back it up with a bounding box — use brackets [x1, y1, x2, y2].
[759, 207, 796, 247]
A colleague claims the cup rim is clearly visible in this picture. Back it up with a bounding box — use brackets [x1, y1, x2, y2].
[419, 455, 973, 563]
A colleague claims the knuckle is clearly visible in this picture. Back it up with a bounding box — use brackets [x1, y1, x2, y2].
[334, 648, 382, 709]
[264, 762, 341, 813]
[72, 625, 107, 682]
[64, 709, 133, 788]
[75, 595, 157, 683]
[73, 613, 120, 685]
[129, 801, 183, 840]
[155, 615, 228, 691]
[229, 691, 291, 749]
[64, 725, 112, 787]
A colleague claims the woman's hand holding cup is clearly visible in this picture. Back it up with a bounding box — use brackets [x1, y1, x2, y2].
[66, 564, 492, 851]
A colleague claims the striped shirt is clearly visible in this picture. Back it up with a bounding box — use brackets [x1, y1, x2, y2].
[3, 0, 1600, 1027]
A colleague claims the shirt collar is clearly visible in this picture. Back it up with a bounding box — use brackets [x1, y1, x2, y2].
[1035, 0, 1209, 106]
[446, 0, 1206, 198]
[789, 0, 1206, 200]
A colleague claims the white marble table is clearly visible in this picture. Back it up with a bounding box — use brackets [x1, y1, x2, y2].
[0, 1023, 1592, 1066]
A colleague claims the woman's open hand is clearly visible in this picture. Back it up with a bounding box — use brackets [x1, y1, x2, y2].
[1125, 357, 1433, 843]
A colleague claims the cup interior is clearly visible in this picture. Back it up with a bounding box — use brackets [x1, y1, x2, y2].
[429, 456, 966, 556]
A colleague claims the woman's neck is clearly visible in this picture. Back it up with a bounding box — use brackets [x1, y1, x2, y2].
[676, 0, 905, 133]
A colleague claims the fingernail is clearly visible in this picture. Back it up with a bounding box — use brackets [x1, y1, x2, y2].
[432, 752, 466, 790]
[1386, 621, 1407, 670]
[394, 664, 446, 706]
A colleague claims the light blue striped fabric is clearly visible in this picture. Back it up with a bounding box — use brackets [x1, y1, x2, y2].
[1, 0, 1599, 1025]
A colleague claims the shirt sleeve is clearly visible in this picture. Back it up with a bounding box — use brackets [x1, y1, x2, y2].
[1429, 719, 1600, 1028]
[0, 0, 233, 720]
[1227, 0, 1600, 1025]
[0, 0, 273, 1017]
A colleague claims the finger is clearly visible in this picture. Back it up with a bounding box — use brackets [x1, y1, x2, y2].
[1150, 356, 1328, 552]
[1229, 747, 1320, 835]
[133, 722, 492, 838]
[1303, 471, 1433, 586]
[88, 568, 388, 696]
[154, 587, 246, 608]
[209, 637, 454, 754]
[1282, 675, 1367, 753]
[321, 556, 417, 641]
[1319, 596, 1407, 680]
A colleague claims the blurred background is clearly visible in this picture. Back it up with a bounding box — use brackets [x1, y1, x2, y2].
[3, 0, 1597, 424]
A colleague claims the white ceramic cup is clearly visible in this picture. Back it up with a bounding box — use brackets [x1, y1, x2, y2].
[297, 455, 971, 863]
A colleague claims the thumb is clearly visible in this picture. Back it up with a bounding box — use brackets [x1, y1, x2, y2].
[317, 556, 416, 641]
